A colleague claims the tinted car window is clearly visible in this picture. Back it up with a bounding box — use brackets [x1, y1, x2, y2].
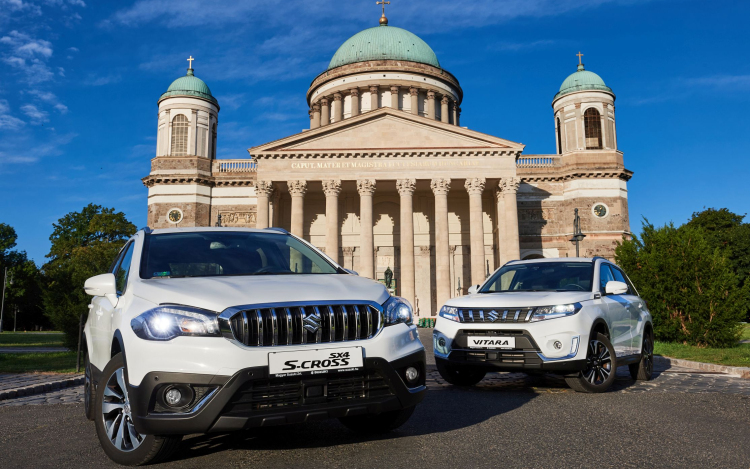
[612, 267, 637, 295]
[114, 242, 135, 295]
[139, 231, 339, 279]
[599, 264, 615, 293]
[481, 262, 594, 293]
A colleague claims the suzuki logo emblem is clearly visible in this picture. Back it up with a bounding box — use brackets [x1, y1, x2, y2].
[487, 310, 499, 322]
[303, 311, 322, 334]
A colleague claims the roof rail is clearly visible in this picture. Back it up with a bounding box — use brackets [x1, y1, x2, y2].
[592, 256, 607, 263]
[265, 227, 290, 235]
[139, 226, 153, 234]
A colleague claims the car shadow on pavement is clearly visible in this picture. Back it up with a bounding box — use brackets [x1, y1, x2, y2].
[168, 387, 537, 462]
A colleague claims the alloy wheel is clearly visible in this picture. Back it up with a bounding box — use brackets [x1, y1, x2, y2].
[101, 368, 143, 452]
[583, 339, 612, 386]
[642, 336, 654, 376]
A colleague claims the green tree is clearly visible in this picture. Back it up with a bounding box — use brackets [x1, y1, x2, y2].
[616, 220, 748, 347]
[42, 205, 136, 347]
[0, 223, 45, 331]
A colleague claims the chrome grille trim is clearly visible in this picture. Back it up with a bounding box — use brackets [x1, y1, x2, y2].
[219, 301, 385, 348]
[454, 307, 535, 324]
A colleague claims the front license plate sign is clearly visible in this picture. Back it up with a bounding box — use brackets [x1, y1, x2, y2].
[467, 336, 515, 349]
[268, 347, 364, 377]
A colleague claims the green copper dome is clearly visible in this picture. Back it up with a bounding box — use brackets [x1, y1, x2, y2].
[159, 69, 218, 105]
[328, 25, 440, 70]
[554, 64, 613, 100]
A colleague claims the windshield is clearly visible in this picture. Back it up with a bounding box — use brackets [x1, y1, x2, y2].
[480, 262, 594, 293]
[139, 231, 339, 279]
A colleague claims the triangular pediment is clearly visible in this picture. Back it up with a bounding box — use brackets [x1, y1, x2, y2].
[249, 108, 524, 156]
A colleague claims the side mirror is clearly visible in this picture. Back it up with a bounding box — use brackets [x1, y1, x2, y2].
[84, 273, 118, 304]
[467, 285, 480, 295]
[605, 280, 628, 296]
[343, 269, 359, 276]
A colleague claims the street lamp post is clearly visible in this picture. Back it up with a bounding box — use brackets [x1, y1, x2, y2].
[0, 267, 11, 333]
[569, 208, 586, 257]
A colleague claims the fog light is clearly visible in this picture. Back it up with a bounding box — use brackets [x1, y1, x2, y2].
[405, 366, 419, 385]
[165, 388, 182, 406]
[553, 340, 563, 350]
[438, 337, 446, 347]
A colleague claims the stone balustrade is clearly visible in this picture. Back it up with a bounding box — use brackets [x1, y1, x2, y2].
[516, 156, 560, 168]
[214, 160, 258, 173]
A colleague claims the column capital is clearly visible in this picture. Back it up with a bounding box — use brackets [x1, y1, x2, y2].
[427, 90, 436, 99]
[312, 103, 320, 112]
[256, 180, 274, 197]
[464, 177, 486, 195]
[397, 178, 417, 196]
[430, 178, 451, 195]
[356, 179, 376, 196]
[390, 85, 400, 93]
[453, 101, 459, 111]
[350, 88, 359, 97]
[287, 180, 307, 196]
[369, 85, 379, 93]
[320, 97, 329, 106]
[441, 95, 450, 105]
[419, 245, 432, 256]
[494, 185, 504, 201]
[333, 93, 343, 101]
[342, 246, 355, 256]
[322, 179, 342, 196]
[409, 86, 419, 96]
[500, 177, 521, 193]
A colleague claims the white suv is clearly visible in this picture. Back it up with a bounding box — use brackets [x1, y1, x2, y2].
[433, 257, 653, 393]
[83, 227, 425, 466]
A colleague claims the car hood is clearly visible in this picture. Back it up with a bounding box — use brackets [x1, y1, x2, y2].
[133, 274, 390, 313]
[445, 291, 593, 309]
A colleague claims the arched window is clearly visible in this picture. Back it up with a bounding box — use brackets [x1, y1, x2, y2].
[584, 108, 602, 150]
[556, 117, 563, 154]
[170, 115, 189, 156]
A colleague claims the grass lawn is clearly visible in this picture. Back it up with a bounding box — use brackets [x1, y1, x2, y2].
[0, 332, 65, 348]
[655, 341, 750, 368]
[0, 352, 79, 374]
[741, 324, 750, 341]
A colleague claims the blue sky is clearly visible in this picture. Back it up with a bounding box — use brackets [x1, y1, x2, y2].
[1, 0, 749, 264]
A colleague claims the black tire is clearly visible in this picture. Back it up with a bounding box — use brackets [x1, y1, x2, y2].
[629, 330, 654, 381]
[435, 358, 486, 386]
[94, 353, 182, 466]
[564, 333, 617, 393]
[339, 406, 416, 434]
[84, 352, 95, 421]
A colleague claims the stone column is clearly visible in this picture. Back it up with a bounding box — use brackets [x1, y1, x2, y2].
[441, 96, 449, 123]
[574, 103, 583, 149]
[287, 180, 307, 237]
[357, 179, 376, 279]
[397, 179, 417, 306]
[311, 103, 321, 129]
[390, 85, 399, 109]
[320, 97, 330, 127]
[600, 104, 608, 148]
[465, 177, 486, 286]
[455, 104, 461, 126]
[502, 177, 521, 261]
[431, 178, 451, 309]
[322, 179, 342, 264]
[333, 93, 343, 123]
[494, 186, 506, 265]
[255, 180, 274, 229]
[427, 91, 436, 120]
[271, 189, 281, 227]
[410, 87, 419, 115]
[308, 109, 313, 129]
[369, 85, 379, 110]
[350, 89, 360, 117]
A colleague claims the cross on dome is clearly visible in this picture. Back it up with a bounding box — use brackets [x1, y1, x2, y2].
[377, 0, 390, 25]
[576, 51, 584, 65]
[187, 56, 195, 69]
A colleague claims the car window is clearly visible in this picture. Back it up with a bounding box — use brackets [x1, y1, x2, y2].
[612, 267, 637, 295]
[481, 262, 594, 293]
[599, 264, 615, 293]
[114, 242, 135, 295]
[109, 245, 128, 273]
[139, 231, 339, 279]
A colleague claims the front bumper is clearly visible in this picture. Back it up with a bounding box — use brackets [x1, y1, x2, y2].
[128, 349, 426, 435]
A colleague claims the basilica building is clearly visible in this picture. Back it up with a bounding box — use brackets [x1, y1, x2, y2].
[142, 12, 632, 317]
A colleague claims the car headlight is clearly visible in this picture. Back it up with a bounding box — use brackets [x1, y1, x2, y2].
[383, 296, 413, 326]
[131, 305, 221, 341]
[438, 305, 460, 322]
[530, 303, 583, 322]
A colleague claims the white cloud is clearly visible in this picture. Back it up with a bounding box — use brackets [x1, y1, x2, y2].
[67, 46, 79, 52]
[0, 99, 25, 130]
[0, 31, 53, 58]
[84, 74, 121, 86]
[684, 75, 750, 89]
[0, 31, 56, 83]
[27, 89, 68, 114]
[21, 103, 48, 123]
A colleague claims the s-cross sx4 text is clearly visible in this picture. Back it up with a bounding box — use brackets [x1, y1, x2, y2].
[82, 227, 425, 465]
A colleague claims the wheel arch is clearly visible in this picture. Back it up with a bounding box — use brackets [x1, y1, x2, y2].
[590, 318, 610, 339]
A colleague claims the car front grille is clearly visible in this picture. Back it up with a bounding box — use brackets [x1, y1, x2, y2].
[226, 303, 383, 347]
[221, 372, 392, 414]
[456, 307, 534, 323]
